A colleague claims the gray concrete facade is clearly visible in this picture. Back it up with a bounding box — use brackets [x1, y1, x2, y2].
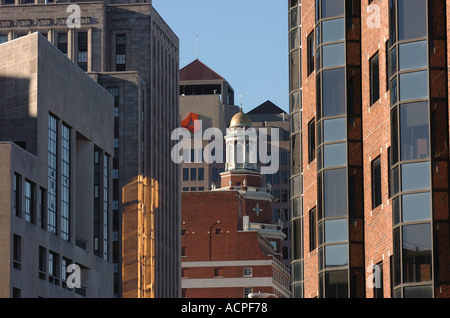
[0, 33, 114, 298]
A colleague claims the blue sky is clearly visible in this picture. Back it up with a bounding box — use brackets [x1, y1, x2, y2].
[152, 0, 289, 113]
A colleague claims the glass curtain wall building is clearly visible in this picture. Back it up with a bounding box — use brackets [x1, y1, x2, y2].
[389, 0, 449, 298]
[289, 0, 304, 298]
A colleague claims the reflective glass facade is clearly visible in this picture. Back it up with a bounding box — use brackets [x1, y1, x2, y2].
[289, 0, 303, 298]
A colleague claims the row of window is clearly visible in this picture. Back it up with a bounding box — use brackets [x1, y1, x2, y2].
[12, 234, 85, 296]
[0, 31, 126, 72]
[182, 267, 254, 278]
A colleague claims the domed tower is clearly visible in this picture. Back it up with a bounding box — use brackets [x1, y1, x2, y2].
[220, 108, 262, 189]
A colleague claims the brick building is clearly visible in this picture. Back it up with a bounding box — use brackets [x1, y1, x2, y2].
[181, 110, 291, 298]
[289, 0, 450, 298]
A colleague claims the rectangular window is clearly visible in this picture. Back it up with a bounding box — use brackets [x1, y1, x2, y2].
[39, 188, 46, 230]
[308, 118, 316, 163]
[94, 150, 100, 256]
[370, 52, 380, 105]
[374, 262, 384, 298]
[39, 246, 46, 280]
[309, 208, 317, 251]
[103, 155, 109, 260]
[13, 234, 21, 270]
[61, 124, 70, 241]
[24, 180, 35, 224]
[212, 168, 218, 182]
[198, 168, 204, 181]
[57, 32, 68, 56]
[214, 268, 223, 277]
[0, 35, 7, 44]
[183, 168, 189, 181]
[77, 32, 88, 71]
[307, 32, 315, 76]
[190, 168, 197, 181]
[243, 267, 253, 277]
[48, 115, 57, 235]
[371, 156, 382, 209]
[13, 173, 21, 218]
[116, 34, 126, 71]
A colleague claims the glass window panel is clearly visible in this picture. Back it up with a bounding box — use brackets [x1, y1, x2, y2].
[293, 219, 303, 260]
[389, 47, 397, 79]
[324, 143, 346, 168]
[393, 227, 401, 286]
[400, 101, 429, 160]
[393, 196, 400, 225]
[391, 107, 399, 164]
[290, 28, 300, 50]
[398, 0, 427, 41]
[390, 77, 398, 106]
[325, 270, 348, 298]
[318, 222, 323, 246]
[322, 18, 345, 44]
[401, 162, 430, 192]
[325, 244, 348, 268]
[399, 71, 428, 101]
[324, 168, 347, 218]
[290, 49, 300, 92]
[290, 91, 300, 113]
[323, 118, 346, 142]
[399, 41, 427, 71]
[321, 0, 345, 19]
[322, 43, 345, 68]
[402, 223, 432, 283]
[322, 68, 346, 118]
[403, 285, 433, 298]
[402, 192, 431, 222]
[324, 219, 348, 243]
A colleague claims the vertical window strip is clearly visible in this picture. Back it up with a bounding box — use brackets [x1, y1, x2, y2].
[61, 124, 70, 241]
[48, 115, 57, 235]
[103, 155, 109, 260]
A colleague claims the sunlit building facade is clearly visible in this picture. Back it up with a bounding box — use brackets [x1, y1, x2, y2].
[289, 0, 450, 298]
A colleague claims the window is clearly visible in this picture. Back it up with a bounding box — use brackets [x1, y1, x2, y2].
[402, 192, 431, 222]
[24, 180, 34, 224]
[323, 168, 347, 218]
[214, 268, 223, 277]
[190, 168, 197, 181]
[61, 124, 70, 241]
[198, 168, 204, 181]
[324, 219, 347, 243]
[399, 71, 428, 101]
[183, 168, 189, 181]
[323, 118, 346, 143]
[322, 43, 345, 69]
[321, 18, 345, 44]
[243, 267, 252, 277]
[371, 156, 382, 209]
[182, 187, 189, 192]
[400, 101, 429, 161]
[370, 52, 380, 105]
[39, 188, 46, 230]
[322, 68, 346, 118]
[94, 150, 100, 256]
[323, 143, 346, 168]
[57, 33, 68, 56]
[309, 208, 317, 251]
[77, 32, 88, 71]
[39, 246, 46, 280]
[48, 115, 57, 235]
[308, 118, 316, 163]
[307, 32, 315, 76]
[0, 35, 7, 44]
[398, 0, 427, 41]
[399, 40, 427, 71]
[115, 34, 126, 71]
[103, 155, 109, 260]
[402, 223, 432, 283]
[12, 288, 21, 298]
[374, 262, 384, 298]
[281, 152, 288, 165]
[13, 234, 21, 270]
[324, 270, 348, 298]
[13, 173, 21, 218]
[401, 161, 430, 192]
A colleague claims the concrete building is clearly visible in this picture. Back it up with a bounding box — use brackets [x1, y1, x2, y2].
[0, 0, 181, 298]
[289, 0, 450, 298]
[0, 33, 114, 297]
[181, 110, 291, 298]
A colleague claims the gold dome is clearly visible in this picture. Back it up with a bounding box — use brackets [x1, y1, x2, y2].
[229, 108, 252, 128]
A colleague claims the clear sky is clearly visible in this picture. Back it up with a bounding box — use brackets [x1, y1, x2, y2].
[152, 0, 289, 113]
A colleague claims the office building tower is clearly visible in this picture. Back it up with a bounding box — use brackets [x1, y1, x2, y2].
[0, 0, 181, 298]
[289, 0, 450, 298]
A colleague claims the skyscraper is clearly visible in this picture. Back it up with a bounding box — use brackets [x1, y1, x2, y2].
[0, 0, 180, 298]
[289, 0, 450, 298]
